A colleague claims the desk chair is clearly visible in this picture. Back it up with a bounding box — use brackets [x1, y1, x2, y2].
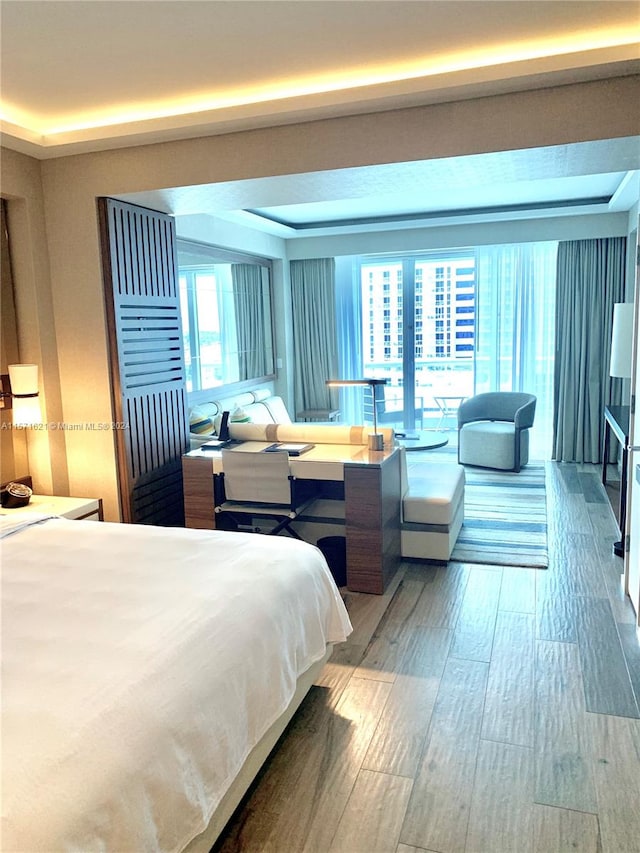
[214, 450, 316, 538]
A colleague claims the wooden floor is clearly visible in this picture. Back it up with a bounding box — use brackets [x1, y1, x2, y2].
[216, 461, 640, 853]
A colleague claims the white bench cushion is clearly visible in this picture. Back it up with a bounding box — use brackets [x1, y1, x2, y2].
[403, 464, 465, 526]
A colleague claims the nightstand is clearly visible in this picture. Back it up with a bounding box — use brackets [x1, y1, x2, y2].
[0, 494, 103, 521]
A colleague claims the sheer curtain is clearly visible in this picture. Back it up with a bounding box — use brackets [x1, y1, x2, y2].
[290, 258, 339, 416]
[215, 264, 240, 385]
[553, 237, 627, 462]
[334, 256, 363, 423]
[475, 242, 558, 459]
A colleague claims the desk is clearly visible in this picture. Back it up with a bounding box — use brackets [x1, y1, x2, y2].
[183, 442, 401, 594]
[602, 405, 630, 559]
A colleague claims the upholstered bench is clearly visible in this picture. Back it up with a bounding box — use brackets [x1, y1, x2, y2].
[399, 449, 465, 561]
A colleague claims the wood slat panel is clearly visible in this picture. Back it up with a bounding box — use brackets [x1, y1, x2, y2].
[99, 197, 188, 524]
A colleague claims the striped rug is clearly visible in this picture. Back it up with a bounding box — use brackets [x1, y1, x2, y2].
[451, 462, 548, 568]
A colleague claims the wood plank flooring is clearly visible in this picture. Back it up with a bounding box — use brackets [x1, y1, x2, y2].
[216, 461, 640, 853]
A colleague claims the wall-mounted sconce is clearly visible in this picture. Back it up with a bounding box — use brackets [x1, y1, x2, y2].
[0, 364, 42, 426]
[326, 377, 389, 450]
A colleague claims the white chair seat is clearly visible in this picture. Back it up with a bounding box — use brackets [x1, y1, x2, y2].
[403, 465, 465, 526]
[459, 421, 529, 471]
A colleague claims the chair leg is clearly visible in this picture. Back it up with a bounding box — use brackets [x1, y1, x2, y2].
[269, 518, 303, 538]
[513, 428, 521, 473]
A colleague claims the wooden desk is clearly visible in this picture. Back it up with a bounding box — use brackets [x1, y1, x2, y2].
[602, 404, 630, 559]
[183, 443, 401, 594]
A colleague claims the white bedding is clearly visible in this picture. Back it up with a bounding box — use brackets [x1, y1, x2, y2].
[1, 516, 351, 852]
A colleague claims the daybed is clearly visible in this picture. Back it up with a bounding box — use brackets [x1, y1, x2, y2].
[1, 513, 351, 852]
[189, 388, 291, 446]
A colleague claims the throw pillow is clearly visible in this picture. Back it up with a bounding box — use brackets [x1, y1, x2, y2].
[189, 408, 216, 436]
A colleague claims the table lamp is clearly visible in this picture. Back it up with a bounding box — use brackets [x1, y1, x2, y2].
[326, 378, 388, 450]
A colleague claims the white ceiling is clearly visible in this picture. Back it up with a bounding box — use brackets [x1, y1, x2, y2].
[1, 1, 639, 236]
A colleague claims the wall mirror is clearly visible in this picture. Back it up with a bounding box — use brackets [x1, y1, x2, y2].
[177, 239, 275, 394]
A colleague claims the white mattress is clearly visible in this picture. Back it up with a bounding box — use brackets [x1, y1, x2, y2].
[1, 515, 352, 852]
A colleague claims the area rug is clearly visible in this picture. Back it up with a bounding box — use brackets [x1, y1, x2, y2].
[451, 462, 549, 568]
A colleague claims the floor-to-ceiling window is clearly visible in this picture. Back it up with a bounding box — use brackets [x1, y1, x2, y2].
[335, 242, 557, 457]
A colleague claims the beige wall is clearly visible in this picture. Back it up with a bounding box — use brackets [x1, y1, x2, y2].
[2, 76, 639, 520]
[0, 149, 68, 496]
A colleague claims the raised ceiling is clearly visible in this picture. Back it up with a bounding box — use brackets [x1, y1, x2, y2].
[1, 1, 639, 234]
[1, 0, 639, 157]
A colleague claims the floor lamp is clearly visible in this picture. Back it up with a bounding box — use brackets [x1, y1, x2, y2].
[326, 378, 389, 450]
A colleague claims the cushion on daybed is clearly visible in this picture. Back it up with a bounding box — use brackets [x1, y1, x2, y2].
[226, 422, 395, 446]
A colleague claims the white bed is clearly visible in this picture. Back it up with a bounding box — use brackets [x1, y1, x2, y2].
[1, 514, 352, 852]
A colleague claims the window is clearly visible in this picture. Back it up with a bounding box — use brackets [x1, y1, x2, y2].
[335, 242, 557, 453]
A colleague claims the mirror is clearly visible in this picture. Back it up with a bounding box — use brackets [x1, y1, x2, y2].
[177, 239, 275, 392]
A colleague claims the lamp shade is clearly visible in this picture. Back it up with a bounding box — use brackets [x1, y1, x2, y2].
[8, 363, 42, 426]
[8, 363, 38, 395]
[609, 303, 633, 379]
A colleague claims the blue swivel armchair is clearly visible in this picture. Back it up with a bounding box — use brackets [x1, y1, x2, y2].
[457, 392, 536, 473]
